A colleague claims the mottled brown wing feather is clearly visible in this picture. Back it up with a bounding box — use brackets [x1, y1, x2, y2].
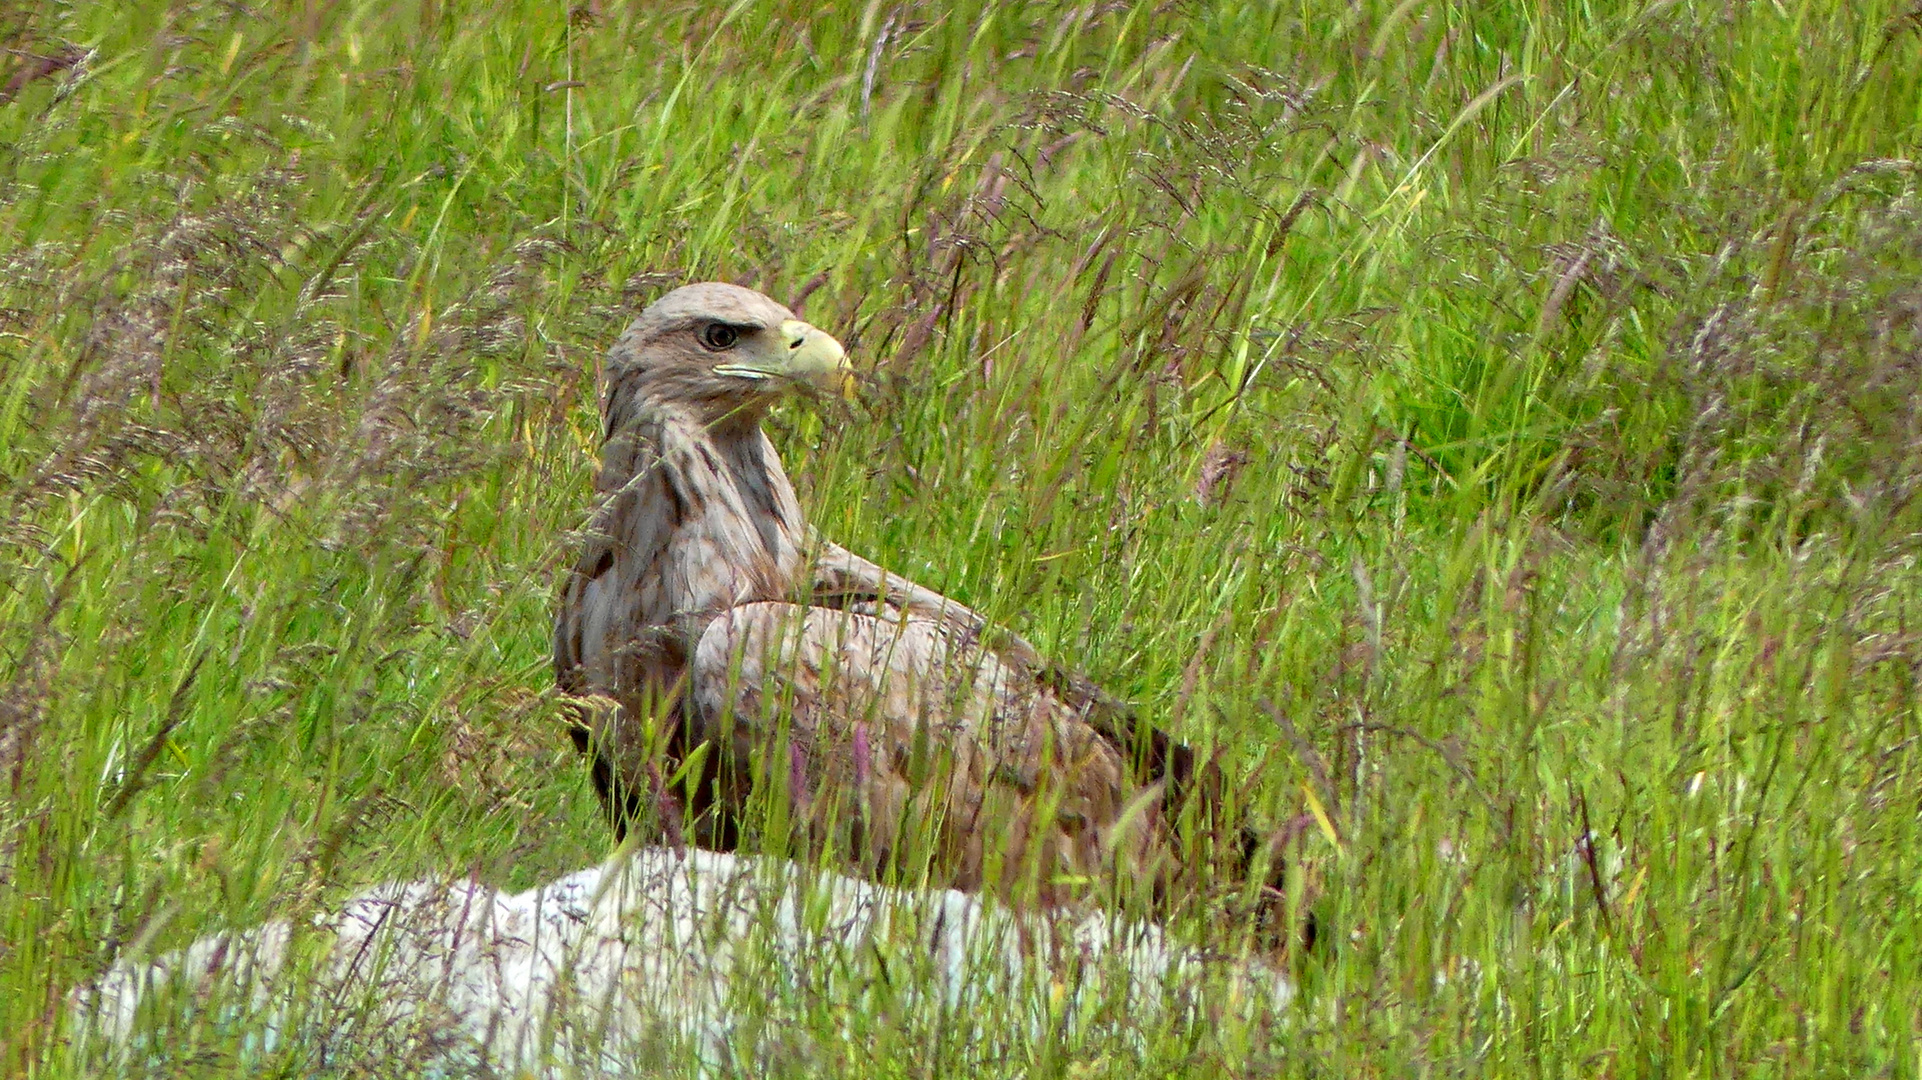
[687, 600, 1156, 902]
[555, 408, 671, 697]
[553, 405, 707, 832]
[806, 537, 1214, 818]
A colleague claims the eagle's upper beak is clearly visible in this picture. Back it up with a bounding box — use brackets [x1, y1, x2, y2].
[714, 320, 855, 401]
[776, 319, 855, 400]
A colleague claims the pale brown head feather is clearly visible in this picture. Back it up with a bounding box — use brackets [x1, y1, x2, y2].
[604, 283, 845, 430]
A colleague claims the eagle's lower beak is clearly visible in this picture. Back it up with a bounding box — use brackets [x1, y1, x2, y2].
[713, 319, 855, 400]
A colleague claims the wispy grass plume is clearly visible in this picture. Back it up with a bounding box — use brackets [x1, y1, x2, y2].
[4, 1, 1920, 1074]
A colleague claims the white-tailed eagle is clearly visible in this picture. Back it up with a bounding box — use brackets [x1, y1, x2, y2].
[553, 283, 1267, 912]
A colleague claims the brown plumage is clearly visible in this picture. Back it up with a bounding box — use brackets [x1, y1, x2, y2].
[554, 283, 1265, 913]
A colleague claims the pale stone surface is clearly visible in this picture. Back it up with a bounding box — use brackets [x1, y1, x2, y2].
[74, 847, 1291, 1075]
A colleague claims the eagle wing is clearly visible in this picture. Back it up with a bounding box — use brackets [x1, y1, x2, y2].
[687, 599, 1156, 902]
[553, 413, 683, 791]
[806, 535, 1217, 822]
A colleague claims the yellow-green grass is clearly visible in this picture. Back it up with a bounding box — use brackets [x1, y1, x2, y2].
[3, 0, 1920, 1074]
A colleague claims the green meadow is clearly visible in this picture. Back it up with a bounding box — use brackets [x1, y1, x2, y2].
[3, 0, 1921, 1073]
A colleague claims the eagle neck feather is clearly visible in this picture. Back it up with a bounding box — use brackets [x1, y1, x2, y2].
[638, 402, 806, 624]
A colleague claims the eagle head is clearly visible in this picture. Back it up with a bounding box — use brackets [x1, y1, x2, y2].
[606, 282, 852, 422]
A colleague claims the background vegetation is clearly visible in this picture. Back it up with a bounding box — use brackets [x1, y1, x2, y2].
[3, 0, 1921, 1074]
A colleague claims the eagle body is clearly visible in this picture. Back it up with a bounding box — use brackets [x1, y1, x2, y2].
[554, 284, 1240, 910]
[554, 392, 809, 845]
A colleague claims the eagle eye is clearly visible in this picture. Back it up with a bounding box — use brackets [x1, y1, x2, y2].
[700, 323, 740, 351]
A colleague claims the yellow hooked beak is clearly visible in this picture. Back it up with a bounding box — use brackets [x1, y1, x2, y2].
[777, 319, 856, 401]
[714, 319, 855, 401]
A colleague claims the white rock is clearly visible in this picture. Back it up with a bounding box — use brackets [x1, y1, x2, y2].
[73, 847, 1291, 1074]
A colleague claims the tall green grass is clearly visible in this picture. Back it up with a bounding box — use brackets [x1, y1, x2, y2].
[3, 0, 1920, 1073]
